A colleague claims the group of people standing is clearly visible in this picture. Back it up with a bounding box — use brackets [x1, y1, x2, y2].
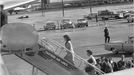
[85, 54, 134, 75]
[96, 55, 134, 73]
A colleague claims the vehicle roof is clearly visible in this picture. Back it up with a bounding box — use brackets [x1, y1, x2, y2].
[128, 36, 134, 39]
[98, 9, 110, 12]
[129, 13, 134, 15]
[117, 10, 128, 13]
[62, 19, 72, 22]
[77, 18, 86, 20]
[46, 21, 56, 23]
[62, 19, 71, 20]
[128, 11, 134, 13]
[130, 14, 134, 16]
[110, 41, 123, 43]
[60, 17, 72, 21]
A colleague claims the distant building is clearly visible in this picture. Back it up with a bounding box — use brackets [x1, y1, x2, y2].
[49, 0, 78, 3]
[48, 0, 133, 3]
[40, 0, 133, 9]
[42, 0, 133, 4]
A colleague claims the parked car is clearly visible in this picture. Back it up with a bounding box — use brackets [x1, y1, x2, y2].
[75, 19, 88, 28]
[98, 10, 120, 20]
[60, 19, 74, 29]
[127, 14, 134, 23]
[84, 13, 97, 20]
[105, 36, 134, 54]
[116, 10, 128, 19]
[123, 11, 134, 18]
[44, 21, 56, 30]
[64, 3, 72, 8]
[71, 2, 82, 7]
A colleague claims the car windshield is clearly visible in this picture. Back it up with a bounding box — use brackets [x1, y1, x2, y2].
[63, 19, 70, 22]
[46, 22, 55, 25]
[77, 19, 87, 23]
[131, 37, 134, 40]
[78, 19, 85, 21]
[62, 19, 72, 24]
[128, 36, 134, 41]
[129, 14, 134, 17]
[128, 11, 134, 14]
[131, 15, 134, 17]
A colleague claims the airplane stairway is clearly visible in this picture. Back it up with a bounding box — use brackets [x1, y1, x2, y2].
[14, 37, 104, 75]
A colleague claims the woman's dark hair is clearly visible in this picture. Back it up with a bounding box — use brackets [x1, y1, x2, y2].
[63, 35, 71, 42]
[96, 58, 101, 64]
[105, 58, 109, 62]
[87, 50, 92, 55]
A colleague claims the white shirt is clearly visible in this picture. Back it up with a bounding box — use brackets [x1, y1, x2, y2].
[87, 55, 97, 65]
[68, 41, 74, 54]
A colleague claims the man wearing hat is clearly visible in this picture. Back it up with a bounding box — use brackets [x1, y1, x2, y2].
[104, 27, 110, 43]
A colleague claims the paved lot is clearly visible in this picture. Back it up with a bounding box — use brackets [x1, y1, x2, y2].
[2, 4, 134, 75]
[38, 19, 133, 59]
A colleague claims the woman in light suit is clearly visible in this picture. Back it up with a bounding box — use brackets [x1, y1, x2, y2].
[63, 35, 74, 65]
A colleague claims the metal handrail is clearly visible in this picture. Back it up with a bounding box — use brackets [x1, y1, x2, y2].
[38, 37, 105, 74]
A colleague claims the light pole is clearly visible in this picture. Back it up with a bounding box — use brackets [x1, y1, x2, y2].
[41, 0, 45, 16]
[90, 5, 92, 14]
[62, 0, 64, 17]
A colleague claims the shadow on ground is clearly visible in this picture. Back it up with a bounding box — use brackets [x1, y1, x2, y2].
[118, 21, 133, 25]
[94, 53, 132, 58]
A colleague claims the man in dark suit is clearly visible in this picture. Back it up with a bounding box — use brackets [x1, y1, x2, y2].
[104, 27, 110, 43]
